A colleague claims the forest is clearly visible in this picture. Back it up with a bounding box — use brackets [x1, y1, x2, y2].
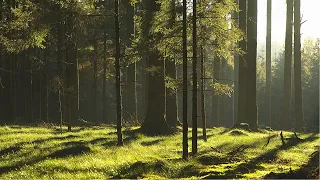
[0, 0, 319, 179]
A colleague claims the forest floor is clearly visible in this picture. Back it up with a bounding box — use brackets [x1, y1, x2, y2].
[0, 125, 318, 179]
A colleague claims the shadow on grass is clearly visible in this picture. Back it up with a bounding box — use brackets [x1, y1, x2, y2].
[0, 146, 21, 156]
[111, 160, 167, 179]
[203, 133, 319, 179]
[140, 139, 163, 146]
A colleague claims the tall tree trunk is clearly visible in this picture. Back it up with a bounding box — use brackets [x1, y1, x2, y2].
[237, 0, 247, 125]
[182, 0, 188, 160]
[233, 0, 239, 126]
[200, 46, 207, 141]
[246, 0, 258, 130]
[220, 58, 226, 127]
[115, 0, 124, 145]
[141, 0, 171, 135]
[65, 4, 79, 132]
[283, 0, 293, 130]
[93, 34, 97, 123]
[125, 0, 137, 122]
[212, 57, 220, 127]
[57, 7, 64, 129]
[102, 29, 107, 124]
[294, 0, 304, 132]
[192, 0, 198, 155]
[166, 0, 177, 128]
[266, 0, 272, 128]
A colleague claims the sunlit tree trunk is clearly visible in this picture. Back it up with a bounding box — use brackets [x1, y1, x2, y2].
[266, 0, 272, 128]
[294, 0, 304, 132]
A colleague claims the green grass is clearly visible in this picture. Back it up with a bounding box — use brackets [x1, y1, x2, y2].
[0, 126, 318, 179]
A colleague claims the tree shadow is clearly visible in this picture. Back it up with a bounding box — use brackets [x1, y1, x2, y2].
[111, 160, 167, 179]
[140, 139, 163, 146]
[0, 146, 21, 156]
[203, 133, 319, 179]
[48, 144, 91, 159]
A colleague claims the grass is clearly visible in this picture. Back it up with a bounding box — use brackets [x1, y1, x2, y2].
[0, 125, 318, 179]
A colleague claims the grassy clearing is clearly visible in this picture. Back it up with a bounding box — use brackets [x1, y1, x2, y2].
[0, 126, 318, 179]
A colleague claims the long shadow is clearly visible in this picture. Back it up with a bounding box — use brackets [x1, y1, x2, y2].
[203, 133, 319, 179]
[140, 139, 163, 146]
[0, 143, 91, 175]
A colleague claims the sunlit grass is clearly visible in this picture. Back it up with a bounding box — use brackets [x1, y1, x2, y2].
[0, 126, 318, 179]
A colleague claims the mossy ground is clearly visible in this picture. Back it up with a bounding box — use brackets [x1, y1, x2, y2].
[0, 125, 318, 179]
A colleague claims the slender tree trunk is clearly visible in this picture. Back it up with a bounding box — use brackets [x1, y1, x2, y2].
[93, 33, 97, 123]
[115, 0, 124, 145]
[266, 0, 272, 128]
[212, 57, 220, 127]
[102, 29, 107, 124]
[283, 0, 293, 130]
[220, 59, 226, 126]
[200, 46, 207, 141]
[125, 0, 137, 122]
[182, 0, 188, 160]
[294, 0, 304, 132]
[192, 0, 198, 155]
[237, 0, 247, 125]
[233, 0, 239, 126]
[246, 0, 258, 130]
[57, 8, 64, 129]
[166, 0, 177, 128]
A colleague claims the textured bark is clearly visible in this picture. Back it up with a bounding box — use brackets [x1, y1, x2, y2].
[246, 0, 258, 130]
[237, 0, 247, 125]
[115, 0, 124, 145]
[283, 0, 293, 130]
[182, 0, 188, 160]
[266, 0, 272, 127]
[233, 0, 239, 126]
[294, 0, 304, 132]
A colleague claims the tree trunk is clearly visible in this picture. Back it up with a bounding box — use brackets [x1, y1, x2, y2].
[115, 0, 124, 145]
[294, 0, 304, 132]
[182, 0, 188, 160]
[283, 0, 293, 130]
[102, 29, 107, 124]
[237, 0, 247, 125]
[125, 0, 137, 122]
[141, 0, 171, 135]
[212, 57, 220, 127]
[266, 0, 272, 128]
[233, 0, 239, 126]
[200, 46, 207, 141]
[166, 0, 177, 128]
[192, 0, 198, 155]
[93, 34, 97, 123]
[246, 0, 258, 130]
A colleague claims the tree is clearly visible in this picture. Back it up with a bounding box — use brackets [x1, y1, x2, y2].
[140, 0, 171, 135]
[294, 0, 304, 132]
[212, 57, 220, 127]
[200, 46, 207, 141]
[192, 0, 198, 156]
[246, 0, 258, 130]
[237, 0, 247, 125]
[266, 0, 272, 127]
[165, 0, 177, 128]
[182, 0, 188, 160]
[283, 0, 293, 130]
[115, 0, 124, 146]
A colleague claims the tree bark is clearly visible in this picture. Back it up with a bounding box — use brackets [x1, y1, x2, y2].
[237, 0, 247, 125]
[102, 29, 107, 124]
[294, 0, 304, 132]
[246, 0, 258, 130]
[200, 46, 207, 141]
[283, 0, 293, 130]
[192, 0, 198, 155]
[182, 0, 188, 160]
[115, 0, 124, 145]
[212, 57, 220, 127]
[266, 0, 272, 128]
